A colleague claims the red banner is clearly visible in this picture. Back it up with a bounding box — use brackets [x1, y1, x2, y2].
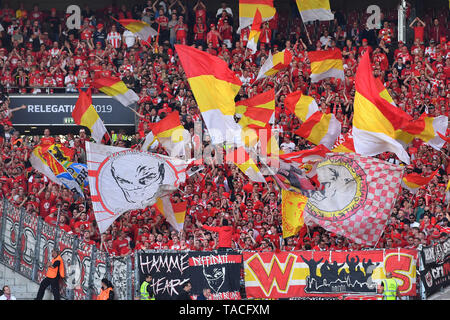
[244, 249, 418, 299]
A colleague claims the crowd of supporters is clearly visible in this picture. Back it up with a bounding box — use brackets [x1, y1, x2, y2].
[0, 1, 449, 257]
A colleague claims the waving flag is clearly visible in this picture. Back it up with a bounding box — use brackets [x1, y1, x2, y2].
[296, 0, 334, 22]
[256, 50, 293, 81]
[115, 18, 158, 42]
[30, 145, 86, 197]
[86, 142, 190, 233]
[239, 0, 276, 31]
[332, 129, 356, 153]
[226, 146, 266, 183]
[73, 88, 109, 144]
[284, 91, 319, 122]
[29, 145, 62, 185]
[236, 90, 275, 150]
[353, 51, 448, 164]
[279, 144, 329, 182]
[155, 197, 187, 232]
[236, 89, 275, 129]
[304, 153, 403, 246]
[281, 189, 307, 238]
[308, 48, 344, 83]
[401, 170, 438, 194]
[294, 111, 341, 150]
[175, 44, 243, 145]
[93, 76, 140, 107]
[146, 111, 187, 157]
[246, 9, 262, 54]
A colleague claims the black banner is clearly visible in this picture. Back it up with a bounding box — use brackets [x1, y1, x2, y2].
[420, 238, 450, 297]
[9, 94, 135, 126]
[137, 250, 242, 300]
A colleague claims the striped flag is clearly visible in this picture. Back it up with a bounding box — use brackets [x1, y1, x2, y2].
[256, 49, 293, 81]
[281, 189, 307, 239]
[146, 111, 186, 156]
[284, 91, 319, 122]
[401, 170, 438, 194]
[73, 88, 109, 144]
[115, 18, 158, 43]
[155, 197, 187, 232]
[294, 111, 341, 150]
[239, 0, 276, 32]
[175, 44, 243, 145]
[226, 146, 266, 183]
[92, 76, 140, 107]
[246, 9, 262, 54]
[296, 0, 334, 22]
[308, 48, 344, 83]
[236, 89, 275, 129]
[353, 51, 448, 164]
[236, 89, 275, 151]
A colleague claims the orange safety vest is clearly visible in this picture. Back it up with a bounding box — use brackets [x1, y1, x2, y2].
[46, 255, 65, 279]
[97, 287, 113, 300]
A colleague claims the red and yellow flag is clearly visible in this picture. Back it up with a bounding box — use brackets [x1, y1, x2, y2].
[308, 48, 344, 83]
[332, 132, 356, 153]
[73, 88, 109, 144]
[256, 49, 293, 81]
[236, 89, 275, 129]
[226, 146, 266, 183]
[115, 18, 158, 43]
[175, 44, 243, 145]
[401, 170, 438, 194]
[284, 91, 319, 122]
[92, 76, 139, 107]
[353, 51, 448, 164]
[294, 111, 341, 150]
[239, 0, 276, 31]
[281, 189, 307, 238]
[147, 111, 185, 155]
[296, 0, 334, 23]
[155, 197, 187, 232]
[246, 8, 262, 54]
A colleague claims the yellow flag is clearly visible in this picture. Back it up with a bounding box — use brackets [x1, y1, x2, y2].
[281, 189, 307, 238]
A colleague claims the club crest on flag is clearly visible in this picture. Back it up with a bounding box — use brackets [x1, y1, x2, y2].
[307, 154, 368, 221]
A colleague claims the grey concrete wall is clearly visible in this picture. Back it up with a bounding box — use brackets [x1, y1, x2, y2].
[0, 263, 54, 300]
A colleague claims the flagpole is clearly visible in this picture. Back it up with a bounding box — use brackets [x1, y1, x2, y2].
[300, 15, 313, 45]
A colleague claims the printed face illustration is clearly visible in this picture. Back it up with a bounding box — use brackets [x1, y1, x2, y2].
[110, 154, 165, 206]
[309, 164, 357, 212]
[202, 265, 225, 294]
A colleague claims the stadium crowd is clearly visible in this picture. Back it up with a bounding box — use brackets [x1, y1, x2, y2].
[0, 0, 449, 258]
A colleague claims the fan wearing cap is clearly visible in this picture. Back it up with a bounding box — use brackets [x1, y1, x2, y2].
[93, 23, 107, 49]
[206, 23, 221, 49]
[280, 134, 295, 153]
[358, 38, 373, 57]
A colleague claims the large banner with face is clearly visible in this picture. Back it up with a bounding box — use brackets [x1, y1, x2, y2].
[137, 251, 242, 300]
[243, 249, 418, 299]
[419, 238, 450, 298]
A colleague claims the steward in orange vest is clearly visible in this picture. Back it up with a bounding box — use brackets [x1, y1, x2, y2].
[36, 249, 65, 300]
[97, 278, 115, 300]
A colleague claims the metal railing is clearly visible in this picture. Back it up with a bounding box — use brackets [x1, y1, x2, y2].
[1, 196, 447, 300]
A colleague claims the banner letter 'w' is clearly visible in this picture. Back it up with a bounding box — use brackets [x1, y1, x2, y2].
[247, 254, 297, 297]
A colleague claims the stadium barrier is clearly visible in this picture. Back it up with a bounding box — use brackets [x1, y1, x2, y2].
[0, 197, 447, 300]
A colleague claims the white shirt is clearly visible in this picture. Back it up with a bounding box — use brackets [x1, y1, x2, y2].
[123, 30, 136, 48]
[0, 295, 16, 300]
[280, 141, 295, 153]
